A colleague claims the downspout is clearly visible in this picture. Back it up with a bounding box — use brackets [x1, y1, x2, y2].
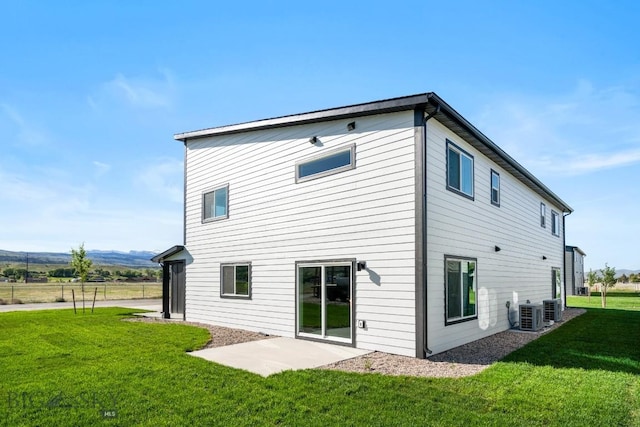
[421, 105, 440, 357]
[562, 211, 572, 308]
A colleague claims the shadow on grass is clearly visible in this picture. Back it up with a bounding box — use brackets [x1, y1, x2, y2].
[502, 308, 640, 375]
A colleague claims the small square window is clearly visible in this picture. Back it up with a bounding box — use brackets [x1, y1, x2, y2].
[551, 211, 560, 237]
[490, 170, 500, 206]
[221, 263, 251, 298]
[540, 203, 546, 228]
[446, 140, 474, 199]
[203, 185, 228, 222]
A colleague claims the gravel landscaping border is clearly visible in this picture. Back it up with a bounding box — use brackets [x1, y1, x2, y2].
[321, 308, 585, 377]
[128, 308, 585, 378]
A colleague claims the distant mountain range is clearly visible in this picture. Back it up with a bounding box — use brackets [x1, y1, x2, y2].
[0, 249, 158, 268]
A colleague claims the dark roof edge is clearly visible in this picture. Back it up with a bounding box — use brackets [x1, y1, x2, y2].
[174, 93, 432, 141]
[174, 92, 572, 213]
[565, 245, 586, 256]
[151, 245, 185, 263]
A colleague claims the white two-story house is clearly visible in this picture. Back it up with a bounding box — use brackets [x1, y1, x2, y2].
[153, 93, 572, 358]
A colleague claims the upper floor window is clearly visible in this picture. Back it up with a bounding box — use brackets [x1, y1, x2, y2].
[221, 263, 251, 298]
[296, 145, 355, 183]
[202, 185, 228, 222]
[540, 203, 546, 228]
[490, 169, 500, 206]
[551, 211, 560, 236]
[446, 140, 474, 199]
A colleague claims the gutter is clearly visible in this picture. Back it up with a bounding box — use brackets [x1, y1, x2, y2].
[562, 211, 572, 307]
[421, 105, 440, 357]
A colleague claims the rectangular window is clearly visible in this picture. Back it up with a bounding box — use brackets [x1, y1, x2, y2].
[203, 185, 228, 222]
[221, 263, 251, 298]
[490, 169, 500, 206]
[296, 145, 355, 183]
[445, 256, 477, 324]
[551, 211, 560, 236]
[540, 203, 546, 228]
[446, 140, 474, 199]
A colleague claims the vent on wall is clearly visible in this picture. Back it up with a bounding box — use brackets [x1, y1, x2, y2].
[543, 299, 562, 322]
[519, 303, 544, 332]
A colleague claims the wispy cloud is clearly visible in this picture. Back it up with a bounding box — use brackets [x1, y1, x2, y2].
[135, 158, 183, 203]
[95, 69, 176, 110]
[93, 161, 111, 177]
[0, 165, 181, 252]
[474, 80, 640, 176]
[0, 103, 48, 146]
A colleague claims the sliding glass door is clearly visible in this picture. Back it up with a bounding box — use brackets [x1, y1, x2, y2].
[297, 261, 353, 344]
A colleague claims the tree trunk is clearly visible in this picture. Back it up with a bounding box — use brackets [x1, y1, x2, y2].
[601, 287, 606, 308]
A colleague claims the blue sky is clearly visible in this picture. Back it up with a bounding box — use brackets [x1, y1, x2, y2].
[1, 1, 638, 271]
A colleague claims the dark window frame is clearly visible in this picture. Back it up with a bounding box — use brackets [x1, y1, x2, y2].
[490, 169, 500, 207]
[295, 144, 356, 183]
[202, 184, 229, 223]
[551, 210, 560, 237]
[444, 255, 478, 326]
[446, 140, 474, 200]
[220, 262, 252, 299]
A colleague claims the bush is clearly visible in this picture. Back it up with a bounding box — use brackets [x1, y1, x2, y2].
[10, 299, 23, 304]
[55, 297, 66, 303]
[0, 298, 6, 305]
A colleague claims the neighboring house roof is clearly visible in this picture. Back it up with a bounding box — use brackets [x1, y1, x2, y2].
[565, 245, 586, 256]
[175, 92, 572, 213]
[151, 245, 185, 263]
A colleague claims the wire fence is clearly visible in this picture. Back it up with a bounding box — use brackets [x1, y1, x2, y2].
[0, 282, 162, 304]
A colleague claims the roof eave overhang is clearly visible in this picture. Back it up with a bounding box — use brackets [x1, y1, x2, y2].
[151, 245, 185, 263]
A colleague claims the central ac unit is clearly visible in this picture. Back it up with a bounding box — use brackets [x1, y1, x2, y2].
[519, 303, 544, 331]
[543, 299, 562, 322]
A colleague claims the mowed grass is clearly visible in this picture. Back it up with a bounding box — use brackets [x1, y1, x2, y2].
[0, 308, 638, 426]
[568, 290, 640, 311]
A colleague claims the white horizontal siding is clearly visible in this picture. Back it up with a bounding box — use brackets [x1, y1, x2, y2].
[184, 111, 417, 355]
[425, 119, 566, 355]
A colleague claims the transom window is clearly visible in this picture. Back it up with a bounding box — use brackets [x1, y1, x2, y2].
[221, 263, 251, 298]
[296, 145, 355, 183]
[490, 169, 500, 206]
[445, 256, 477, 324]
[446, 140, 474, 199]
[202, 185, 228, 222]
[540, 203, 546, 228]
[551, 211, 560, 237]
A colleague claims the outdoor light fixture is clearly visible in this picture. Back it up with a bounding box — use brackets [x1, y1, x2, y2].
[542, 255, 547, 260]
[356, 261, 367, 271]
[309, 136, 319, 144]
[494, 246, 501, 252]
[347, 121, 356, 131]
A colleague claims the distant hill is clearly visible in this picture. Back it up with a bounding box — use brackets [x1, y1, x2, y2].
[616, 269, 640, 278]
[0, 249, 158, 268]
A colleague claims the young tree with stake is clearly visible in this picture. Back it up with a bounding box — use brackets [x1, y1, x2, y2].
[599, 264, 616, 308]
[71, 243, 93, 314]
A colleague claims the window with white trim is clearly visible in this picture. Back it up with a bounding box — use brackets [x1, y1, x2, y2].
[445, 256, 477, 324]
[221, 263, 251, 298]
[540, 203, 546, 228]
[551, 211, 560, 237]
[490, 169, 500, 206]
[446, 140, 474, 198]
[203, 185, 228, 222]
[296, 145, 355, 183]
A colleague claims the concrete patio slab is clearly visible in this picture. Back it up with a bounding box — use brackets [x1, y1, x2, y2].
[189, 337, 371, 377]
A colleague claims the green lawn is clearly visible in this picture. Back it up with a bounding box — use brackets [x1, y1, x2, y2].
[0, 308, 638, 426]
[568, 291, 640, 311]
